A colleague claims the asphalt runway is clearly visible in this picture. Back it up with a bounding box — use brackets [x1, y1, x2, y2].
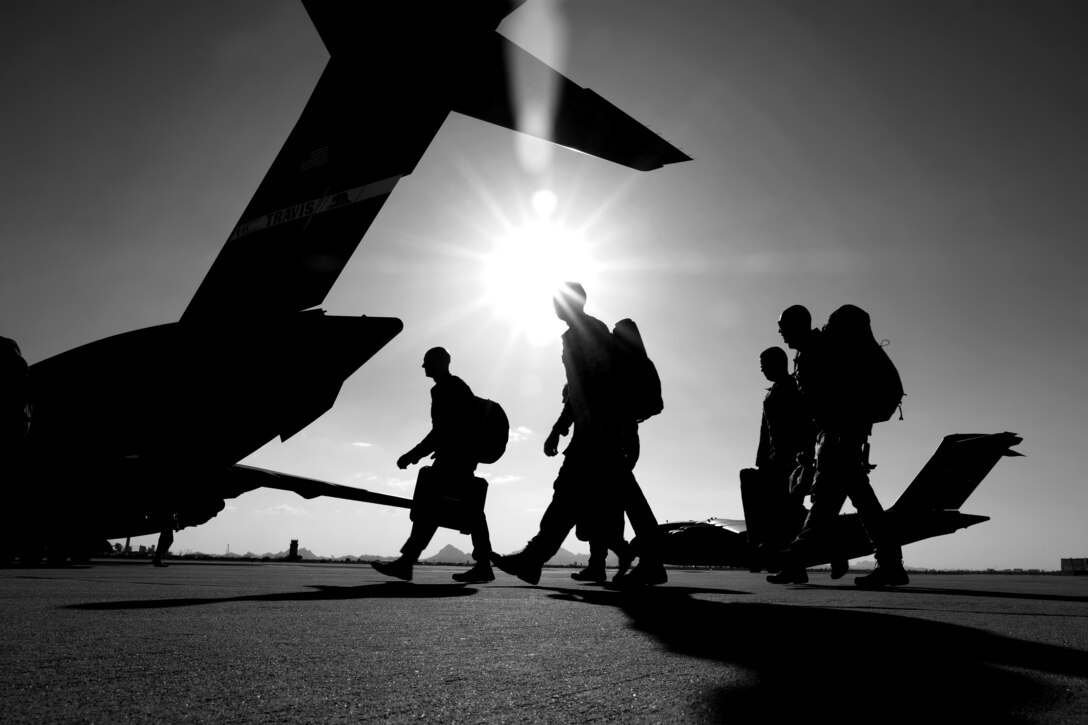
[1, 562, 1086, 724]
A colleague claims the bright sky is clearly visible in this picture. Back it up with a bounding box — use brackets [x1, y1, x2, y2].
[1, 1, 1085, 570]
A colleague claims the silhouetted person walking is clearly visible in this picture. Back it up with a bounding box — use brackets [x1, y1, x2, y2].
[771, 306, 849, 579]
[769, 305, 908, 587]
[604, 419, 659, 584]
[777, 304, 820, 382]
[373, 347, 493, 583]
[545, 385, 634, 583]
[741, 347, 813, 567]
[152, 513, 174, 567]
[492, 283, 666, 587]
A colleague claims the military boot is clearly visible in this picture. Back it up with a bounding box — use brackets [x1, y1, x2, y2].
[371, 558, 413, 581]
[855, 562, 909, 588]
[452, 562, 495, 583]
[571, 566, 607, 583]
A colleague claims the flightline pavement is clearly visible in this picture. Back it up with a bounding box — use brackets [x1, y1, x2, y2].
[1, 561, 1086, 724]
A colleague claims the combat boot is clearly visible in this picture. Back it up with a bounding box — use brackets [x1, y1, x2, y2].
[452, 562, 495, 583]
[571, 566, 607, 583]
[491, 551, 542, 585]
[831, 558, 849, 579]
[615, 550, 635, 580]
[766, 567, 808, 585]
[371, 558, 413, 581]
[854, 562, 909, 588]
[614, 561, 667, 587]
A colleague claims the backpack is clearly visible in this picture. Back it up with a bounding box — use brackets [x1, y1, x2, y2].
[867, 342, 904, 423]
[824, 305, 904, 424]
[474, 396, 509, 464]
[612, 318, 663, 423]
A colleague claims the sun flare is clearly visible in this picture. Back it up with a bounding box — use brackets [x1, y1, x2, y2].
[481, 191, 600, 345]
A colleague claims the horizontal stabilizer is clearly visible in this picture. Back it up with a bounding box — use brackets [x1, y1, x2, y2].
[223, 465, 413, 509]
[451, 37, 691, 171]
[891, 432, 1023, 512]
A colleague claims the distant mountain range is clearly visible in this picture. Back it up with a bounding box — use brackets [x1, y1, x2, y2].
[185, 544, 600, 565]
[182, 548, 911, 571]
[420, 545, 604, 567]
[421, 544, 473, 564]
[813, 559, 923, 572]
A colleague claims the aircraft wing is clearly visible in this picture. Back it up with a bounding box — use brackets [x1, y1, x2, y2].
[704, 517, 748, 535]
[659, 518, 748, 567]
[182, 1, 689, 323]
[220, 464, 413, 510]
[657, 433, 1022, 569]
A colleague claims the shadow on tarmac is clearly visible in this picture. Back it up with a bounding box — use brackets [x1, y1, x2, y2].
[799, 582, 1088, 605]
[544, 585, 1088, 723]
[66, 582, 477, 610]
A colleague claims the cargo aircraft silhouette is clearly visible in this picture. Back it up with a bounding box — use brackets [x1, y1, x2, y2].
[659, 432, 1023, 570]
[6, 1, 689, 563]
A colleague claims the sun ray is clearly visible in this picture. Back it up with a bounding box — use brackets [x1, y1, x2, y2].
[437, 148, 618, 347]
[479, 194, 602, 345]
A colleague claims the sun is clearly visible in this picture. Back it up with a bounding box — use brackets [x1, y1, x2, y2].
[481, 190, 600, 345]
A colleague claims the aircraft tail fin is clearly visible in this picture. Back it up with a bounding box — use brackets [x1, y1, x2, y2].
[182, 1, 688, 323]
[890, 432, 1023, 512]
[180, 52, 417, 324]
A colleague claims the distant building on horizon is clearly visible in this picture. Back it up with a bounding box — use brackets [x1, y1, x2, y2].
[1060, 558, 1087, 575]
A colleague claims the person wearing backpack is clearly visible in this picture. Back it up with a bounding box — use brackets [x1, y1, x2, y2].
[774, 304, 824, 501]
[769, 305, 908, 588]
[372, 347, 494, 583]
[603, 317, 665, 585]
[546, 384, 635, 583]
[777, 304, 821, 400]
[773, 305, 855, 579]
[492, 283, 667, 587]
[545, 316, 662, 583]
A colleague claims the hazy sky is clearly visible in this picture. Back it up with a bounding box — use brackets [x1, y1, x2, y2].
[1, 1, 1085, 570]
